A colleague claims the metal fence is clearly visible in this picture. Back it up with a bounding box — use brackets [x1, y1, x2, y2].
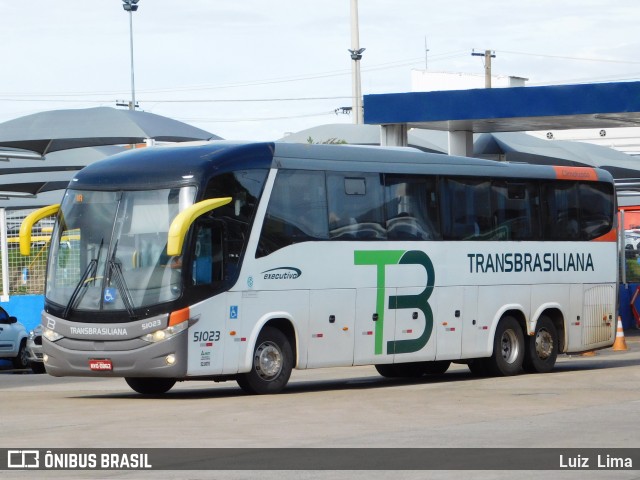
[0, 208, 54, 301]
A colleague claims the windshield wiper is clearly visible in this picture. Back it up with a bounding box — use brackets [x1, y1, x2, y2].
[62, 259, 98, 319]
[108, 260, 137, 320]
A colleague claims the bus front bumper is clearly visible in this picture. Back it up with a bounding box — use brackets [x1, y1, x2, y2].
[41, 333, 188, 378]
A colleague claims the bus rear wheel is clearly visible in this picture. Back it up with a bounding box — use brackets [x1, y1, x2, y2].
[237, 326, 293, 394]
[486, 316, 524, 376]
[125, 377, 176, 395]
[523, 315, 558, 373]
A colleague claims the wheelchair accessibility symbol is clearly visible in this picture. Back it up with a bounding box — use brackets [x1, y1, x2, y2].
[104, 287, 117, 303]
[230, 305, 238, 319]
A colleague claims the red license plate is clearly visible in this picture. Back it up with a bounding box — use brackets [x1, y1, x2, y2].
[89, 359, 113, 371]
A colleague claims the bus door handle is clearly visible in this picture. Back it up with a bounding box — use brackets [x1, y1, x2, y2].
[372, 313, 379, 321]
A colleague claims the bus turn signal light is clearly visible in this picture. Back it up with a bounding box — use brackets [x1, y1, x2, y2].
[169, 307, 190, 326]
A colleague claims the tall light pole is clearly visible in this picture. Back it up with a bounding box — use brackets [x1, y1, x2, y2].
[349, 0, 365, 124]
[122, 0, 139, 110]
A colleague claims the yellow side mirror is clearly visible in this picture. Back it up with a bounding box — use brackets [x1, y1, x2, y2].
[167, 197, 232, 256]
[19, 204, 60, 256]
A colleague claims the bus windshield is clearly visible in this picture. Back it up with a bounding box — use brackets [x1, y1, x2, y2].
[46, 186, 196, 314]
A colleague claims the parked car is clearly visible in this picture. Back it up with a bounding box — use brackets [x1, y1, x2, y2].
[26, 324, 45, 374]
[0, 306, 28, 369]
[625, 232, 640, 256]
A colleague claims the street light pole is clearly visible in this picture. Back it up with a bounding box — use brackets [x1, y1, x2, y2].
[349, 0, 365, 124]
[122, 0, 140, 110]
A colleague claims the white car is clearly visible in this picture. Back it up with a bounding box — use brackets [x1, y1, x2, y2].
[0, 306, 28, 370]
[625, 233, 640, 252]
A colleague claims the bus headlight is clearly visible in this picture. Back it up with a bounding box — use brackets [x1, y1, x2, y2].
[43, 328, 64, 342]
[140, 321, 188, 343]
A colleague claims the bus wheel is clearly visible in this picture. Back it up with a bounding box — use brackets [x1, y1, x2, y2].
[237, 327, 293, 394]
[523, 316, 558, 373]
[125, 377, 176, 395]
[423, 361, 451, 375]
[487, 316, 524, 376]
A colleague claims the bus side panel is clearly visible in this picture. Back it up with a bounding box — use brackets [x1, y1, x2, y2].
[566, 284, 585, 352]
[436, 286, 477, 361]
[307, 289, 356, 368]
[186, 297, 227, 376]
[580, 284, 616, 351]
[393, 286, 437, 363]
[456, 286, 480, 359]
[223, 291, 244, 374]
[354, 287, 395, 366]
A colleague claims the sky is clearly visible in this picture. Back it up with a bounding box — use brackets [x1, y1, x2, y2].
[1, 0, 639, 141]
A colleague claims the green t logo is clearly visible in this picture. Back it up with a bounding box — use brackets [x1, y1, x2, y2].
[354, 250, 435, 355]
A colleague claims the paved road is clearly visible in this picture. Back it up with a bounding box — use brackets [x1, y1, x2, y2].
[1, 333, 639, 480]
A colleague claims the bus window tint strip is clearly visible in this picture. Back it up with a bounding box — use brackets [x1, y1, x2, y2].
[258, 170, 614, 256]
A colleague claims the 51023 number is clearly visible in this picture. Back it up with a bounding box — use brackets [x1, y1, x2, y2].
[193, 330, 221, 342]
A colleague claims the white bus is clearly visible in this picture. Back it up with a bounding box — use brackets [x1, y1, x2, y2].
[20, 142, 618, 394]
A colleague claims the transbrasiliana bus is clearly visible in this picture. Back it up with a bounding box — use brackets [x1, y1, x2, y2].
[20, 142, 618, 394]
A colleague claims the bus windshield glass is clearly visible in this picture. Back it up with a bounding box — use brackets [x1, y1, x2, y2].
[46, 186, 196, 313]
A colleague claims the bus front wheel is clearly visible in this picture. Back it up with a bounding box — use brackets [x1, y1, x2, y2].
[125, 377, 176, 395]
[237, 326, 293, 394]
[486, 316, 524, 376]
[523, 315, 558, 373]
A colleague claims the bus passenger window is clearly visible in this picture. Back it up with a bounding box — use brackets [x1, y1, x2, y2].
[491, 181, 540, 240]
[384, 176, 440, 240]
[257, 170, 328, 257]
[327, 173, 385, 240]
[440, 178, 491, 240]
[579, 182, 613, 240]
[542, 183, 580, 240]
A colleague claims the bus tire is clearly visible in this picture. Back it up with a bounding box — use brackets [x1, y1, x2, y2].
[523, 315, 558, 373]
[125, 377, 176, 395]
[237, 326, 293, 394]
[486, 316, 524, 376]
[423, 360, 451, 375]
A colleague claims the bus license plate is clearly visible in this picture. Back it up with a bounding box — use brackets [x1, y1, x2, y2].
[89, 359, 113, 371]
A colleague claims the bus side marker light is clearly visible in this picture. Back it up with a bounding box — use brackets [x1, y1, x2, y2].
[446, 328, 456, 332]
[402, 329, 413, 334]
[312, 333, 324, 338]
[169, 307, 190, 326]
[362, 331, 373, 336]
[342, 327, 349, 332]
[230, 331, 236, 336]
